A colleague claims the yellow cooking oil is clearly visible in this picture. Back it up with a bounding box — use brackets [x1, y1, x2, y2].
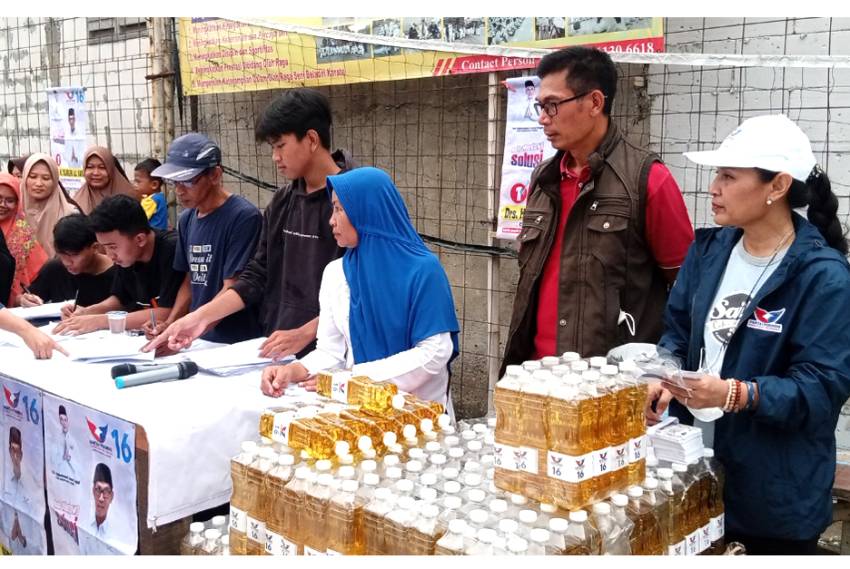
[347, 375, 398, 412]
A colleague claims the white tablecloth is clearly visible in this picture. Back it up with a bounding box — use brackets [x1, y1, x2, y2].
[0, 345, 291, 529]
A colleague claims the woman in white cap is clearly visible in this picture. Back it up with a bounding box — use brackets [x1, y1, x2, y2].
[645, 114, 850, 554]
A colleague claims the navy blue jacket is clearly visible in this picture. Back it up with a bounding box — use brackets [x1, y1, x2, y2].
[659, 213, 850, 540]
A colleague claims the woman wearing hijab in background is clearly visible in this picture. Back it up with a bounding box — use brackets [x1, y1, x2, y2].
[261, 167, 460, 409]
[74, 146, 135, 214]
[21, 154, 79, 258]
[6, 155, 29, 179]
[0, 173, 48, 306]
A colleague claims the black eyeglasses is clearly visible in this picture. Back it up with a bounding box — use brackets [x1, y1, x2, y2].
[533, 92, 590, 118]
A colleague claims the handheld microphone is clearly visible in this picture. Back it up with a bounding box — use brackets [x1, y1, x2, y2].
[110, 362, 174, 379]
[114, 361, 199, 389]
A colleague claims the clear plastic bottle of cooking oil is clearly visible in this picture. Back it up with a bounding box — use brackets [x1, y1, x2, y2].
[325, 479, 364, 555]
[347, 375, 399, 412]
[316, 369, 348, 400]
[245, 447, 276, 555]
[518, 370, 552, 502]
[281, 467, 312, 555]
[362, 487, 395, 555]
[263, 454, 296, 556]
[658, 467, 686, 555]
[620, 360, 648, 486]
[229, 441, 258, 555]
[600, 365, 630, 493]
[383, 496, 418, 555]
[561, 510, 601, 555]
[303, 473, 335, 555]
[641, 477, 671, 554]
[545, 375, 597, 510]
[181, 522, 205, 555]
[407, 504, 444, 555]
[582, 369, 613, 499]
[435, 519, 468, 555]
[627, 485, 663, 555]
[702, 449, 725, 555]
[493, 371, 524, 495]
[396, 394, 445, 422]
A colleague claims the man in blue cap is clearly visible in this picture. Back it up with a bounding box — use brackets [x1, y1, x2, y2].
[144, 133, 263, 344]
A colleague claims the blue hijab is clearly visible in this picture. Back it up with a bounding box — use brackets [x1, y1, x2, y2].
[327, 167, 460, 366]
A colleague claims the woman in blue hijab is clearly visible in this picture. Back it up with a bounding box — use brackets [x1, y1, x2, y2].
[260, 167, 460, 406]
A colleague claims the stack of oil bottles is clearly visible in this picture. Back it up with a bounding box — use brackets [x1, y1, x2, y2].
[179, 515, 230, 555]
[188, 364, 726, 555]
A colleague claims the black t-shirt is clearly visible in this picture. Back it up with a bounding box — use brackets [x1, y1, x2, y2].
[0, 231, 13, 306]
[30, 258, 118, 307]
[110, 230, 184, 309]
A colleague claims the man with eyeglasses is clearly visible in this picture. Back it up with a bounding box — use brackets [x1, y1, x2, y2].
[503, 47, 694, 368]
[143, 133, 263, 345]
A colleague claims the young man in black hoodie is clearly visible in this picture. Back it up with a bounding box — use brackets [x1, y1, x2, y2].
[145, 88, 355, 358]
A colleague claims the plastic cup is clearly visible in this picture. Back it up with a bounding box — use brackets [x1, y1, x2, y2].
[107, 311, 128, 334]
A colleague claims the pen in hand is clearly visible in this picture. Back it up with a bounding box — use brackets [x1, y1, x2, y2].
[72, 289, 79, 313]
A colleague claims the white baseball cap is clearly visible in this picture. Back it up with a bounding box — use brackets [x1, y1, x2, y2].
[683, 114, 816, 182]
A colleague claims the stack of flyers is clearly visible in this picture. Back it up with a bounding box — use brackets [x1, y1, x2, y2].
[650, 423, 705, 465]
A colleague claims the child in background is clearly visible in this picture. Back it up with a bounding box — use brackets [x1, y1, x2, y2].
[133, 158, 168, 230]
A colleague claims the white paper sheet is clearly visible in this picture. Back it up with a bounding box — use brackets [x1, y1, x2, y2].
[6, 301, 73, 321]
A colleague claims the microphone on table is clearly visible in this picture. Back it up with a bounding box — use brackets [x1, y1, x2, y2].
[114, 361, 199, 389]
[110, 362, 175, 379]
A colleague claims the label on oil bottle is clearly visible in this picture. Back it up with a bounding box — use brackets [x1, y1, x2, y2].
[685, 530, 700, 556]
[627, 435, 648, 464]
[304, 545, 326, 556]
[271, 411, 296, 444]
[230, 506, 247, 532]
[512, 446, 539, 474]
[668, 540, 686, 555]
[593, 447, 612, 478]
[266, 531, 298, 555]
[710, 513, 725, 541]
[330, 372, 350, 403]
[247, 516, 266, 544]
[609, 442, 628, 472]
[546, 450, 594, 483]
[493, 442, 517, 470]
[699, 524, 711, 553]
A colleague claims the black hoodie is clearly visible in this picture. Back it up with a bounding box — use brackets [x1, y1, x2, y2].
[231, 149, 355, 356]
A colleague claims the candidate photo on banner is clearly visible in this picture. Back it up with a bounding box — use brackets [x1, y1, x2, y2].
[44, 395, 137, 555]
[47, 87, 88, 192]
[0, 379, 48, 555]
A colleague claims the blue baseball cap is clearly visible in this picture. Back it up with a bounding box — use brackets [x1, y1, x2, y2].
[152, 133, 221, 182]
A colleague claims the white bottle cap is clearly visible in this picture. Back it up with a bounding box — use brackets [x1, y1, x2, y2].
[589, 356, 607, 368]
[383, 454, 400, 468]
[442, 467, 460, 479]
[468, 489, 486, 503]
[464, 460, 482, 472]
[403, 424, 417, 440]
[467, 441, 483, 453]
[392, 394, 406, 409]
[464, 473, 483, 487]
[363, 473, 380, 487]
[189, 522, 204, 533]
[315, 459, 332, 472]
[294, 466, 310, 480]
[443, 481, 461, 494]
[610, 494, 628, 507]
[569, 510, 588, 523]
[601, 364, 619, 376]
[409, 448, 426, 461]
[672, 462, 688, 473]
[388, 442, 403, 455]
[448, 519, 468, 534]
[582, 370, 600, 382]
[541, 356, 560, 368]
[549, 517, 569, 533]
[421, 504, 440, 518]
[334, 441, 350, 457]
[522, 360, 542, 371]
[486, 417, 497, 429]
[592, 502, 611, 515]
[507, 537, 529, 553]
[300, 450, 311, 460]
[342, 480, 359, 493]
[469, 509, 489, 525]
[278, 454, 295, 466]
[444, 435, 460, 447]
[337, 454, 354, 466]
[551, 364, 571, 377]
[419, 487, 438, 502]
[437, 414, 452, 429]
[509, 493, 528, 506]
[560, 351, 581, 362]
[570, 360, 589, 372]
[703, 448, 715, 458]
[540, 503, 557, 514]
[505, 364, 524, 377]
[643, 478, 659, 490]
[530, 528, 550, 544]
[406, 460, 424, 473]
[443, 496, 462, 510]
[477, 528, 497, 543]
[420, 418, 434, 433]
[420, 472, 438, 487]
[461, 430, 476, 441]
[338, 465, 356, 479]
[374, 487, 393, 501]
[627, 486, 644, 498]
[489, 499, 508, 514]
[240, 441, 258, 454]
[361, 459, 377, 473]
[204, 528, 221, 540]
[498, 519, 519, 534]
[656, 467, 673, 479]
[396, 496, 416, 510]
[385, 466, 403, 480]
[357, 436, 373, 452]
[395, 479, 415, 493]
[448, 447, 464, 459]
[259, 447, 277, 460]
[220, 535, 229, 547]
[430, 454, 447, 466]
[518, 509, 537, 524]
[317, 473, 334, 486]
[382, 431, 398, 447]
[211, 515, 226, 527]
[425, 442, 442, 454]
[531, 369, 554, 382]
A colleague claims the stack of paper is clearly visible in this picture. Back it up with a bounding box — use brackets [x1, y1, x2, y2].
[649, 422, 705, 465]
[189, 337, 292, 376]
[59, 331, 155, 363]
[6, 300, 72, 320]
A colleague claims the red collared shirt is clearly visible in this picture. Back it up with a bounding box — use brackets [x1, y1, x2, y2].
[533, 154, 694, 359]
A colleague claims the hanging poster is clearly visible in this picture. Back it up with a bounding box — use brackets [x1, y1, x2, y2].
[0, 378, 47, 555]
[44, 395, 137, 555]
[47, 86, 88, 193]
[497, 75, 557, 239]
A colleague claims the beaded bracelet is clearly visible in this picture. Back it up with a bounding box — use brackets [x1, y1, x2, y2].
[723, 379, 736, 412]
[735, 379, 746, 412]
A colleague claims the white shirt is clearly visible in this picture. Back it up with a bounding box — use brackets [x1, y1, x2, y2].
[299, 259, 454, 406]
